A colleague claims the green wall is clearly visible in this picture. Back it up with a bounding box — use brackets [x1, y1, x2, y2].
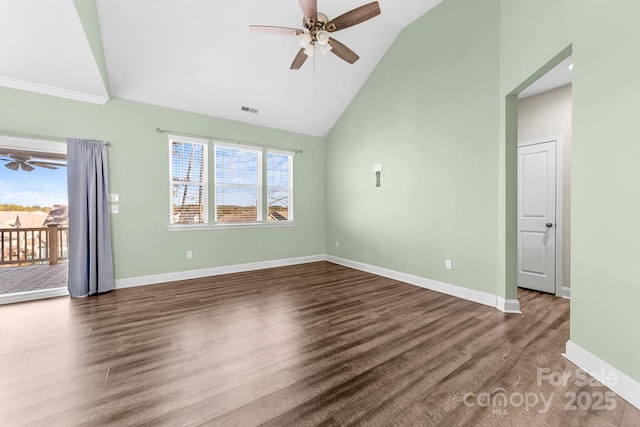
[327, 0, 640, 384]
[326, 0, 501, 294]
[0, 87, 326, 280]
[569, 0, 640, 382]
[499, 0, 640, 383]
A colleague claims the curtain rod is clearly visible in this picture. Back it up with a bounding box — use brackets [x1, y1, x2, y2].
[156, 128, 302, 154]
[0, 129, 111, 146]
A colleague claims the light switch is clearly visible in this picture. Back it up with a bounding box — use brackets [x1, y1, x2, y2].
[109, 193, 119, 203]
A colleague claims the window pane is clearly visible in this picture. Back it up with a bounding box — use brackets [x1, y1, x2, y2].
[267, 152, 289, 187]
[172, 141, 206, 183]
[172, 184, 206, 224]
[267, 188, 289, 221]
[216, 187, 258, 222]
[215, 146, 259, 185]
[170, 138, 208, 225]
[267, 151, 292, 221]
[214, 144, 261, 223]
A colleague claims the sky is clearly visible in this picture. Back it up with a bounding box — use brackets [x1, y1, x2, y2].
[0, 163, 68, 207]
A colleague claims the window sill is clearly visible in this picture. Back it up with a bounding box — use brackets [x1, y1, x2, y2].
[167, 221, 296, 231]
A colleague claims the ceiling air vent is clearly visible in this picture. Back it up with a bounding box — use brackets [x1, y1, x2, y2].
[241, 106, 258, 114]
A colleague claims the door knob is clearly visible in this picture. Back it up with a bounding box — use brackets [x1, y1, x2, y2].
[545, 222, 553, 228]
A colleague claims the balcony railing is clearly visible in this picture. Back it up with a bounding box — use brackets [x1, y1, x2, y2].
[0, 225, 68, 266]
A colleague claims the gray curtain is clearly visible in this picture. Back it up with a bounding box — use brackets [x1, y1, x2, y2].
[66, 139, 115, 297]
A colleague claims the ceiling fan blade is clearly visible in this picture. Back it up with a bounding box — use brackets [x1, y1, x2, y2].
[298, 0, 317, 25]
[5, 161, 19, 171]
[290, 48, 309, 69]
[329, 38, 360, 64]
[326, 1, 381, 32]
[29, 161, 66, 169]
[249, 25, 302, 36]
[19, 161, 34, 172]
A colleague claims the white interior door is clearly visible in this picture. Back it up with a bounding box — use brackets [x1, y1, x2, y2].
[518, 140, 556, 294]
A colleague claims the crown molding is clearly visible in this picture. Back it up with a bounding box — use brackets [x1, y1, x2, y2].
[0, 76, 109, 105]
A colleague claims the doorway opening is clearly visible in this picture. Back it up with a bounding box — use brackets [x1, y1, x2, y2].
[0, 136, 68, 304]
[515, 55, 573, 298]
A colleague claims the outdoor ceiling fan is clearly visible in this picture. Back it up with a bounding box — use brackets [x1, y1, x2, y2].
[250, 0, 381, 69]
[0, 153, 67, 172]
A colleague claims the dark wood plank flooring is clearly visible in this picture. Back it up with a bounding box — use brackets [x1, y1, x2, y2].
[0, 261, 638, 426]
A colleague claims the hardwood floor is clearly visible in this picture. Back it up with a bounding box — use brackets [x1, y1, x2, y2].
[0, 261, 638, 426]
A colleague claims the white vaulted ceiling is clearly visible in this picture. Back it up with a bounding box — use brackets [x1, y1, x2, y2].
[0, 1, 109, 103]
[0, 1, 447, 136]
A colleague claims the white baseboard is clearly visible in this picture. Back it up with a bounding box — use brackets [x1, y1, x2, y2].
[2, 254, 522, 318]
[115, 255, 326, 289]
[561, 286, 571, 299]
[326, 255, 518, 313]
[0, 287, 69, 305]
[496, 296, 522, 314]
[1, 255, 522, 317]
[564, 340, 640, 410]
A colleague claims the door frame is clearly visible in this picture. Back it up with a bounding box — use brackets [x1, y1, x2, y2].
[518, 135, 568, 298]
[0, 134, 69, 305]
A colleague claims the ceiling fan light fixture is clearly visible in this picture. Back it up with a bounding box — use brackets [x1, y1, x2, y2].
[303, 44, 315, 57]
[316, 30, 330, 45]
[298, 32, 312, 48]
[250, 1, 381, 69]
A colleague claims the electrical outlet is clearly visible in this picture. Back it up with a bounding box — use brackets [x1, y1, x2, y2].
[186, 250, 193, 259]
[109, 205, 119, 214]
[445, 259, 452, 270]
[373, 164, 382, 172]
[336, 241, 340, 248]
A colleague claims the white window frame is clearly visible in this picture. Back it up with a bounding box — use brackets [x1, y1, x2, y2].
[166, 136, 296, 230]
[213, 141, 263, 225]
[168, 135, 209, 227]
[266, 149, 294, 222]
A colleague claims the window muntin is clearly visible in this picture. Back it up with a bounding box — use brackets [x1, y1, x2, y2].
[170, 137, 208, 225]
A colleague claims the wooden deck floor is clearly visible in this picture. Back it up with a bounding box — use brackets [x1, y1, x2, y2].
[0, 262, 67, 294]
[0, 261, 638, 425]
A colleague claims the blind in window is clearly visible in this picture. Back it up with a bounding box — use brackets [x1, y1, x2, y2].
[267, 150, 293, 221]
[170, 138, 208, 224]
[215, 144, 262, 223]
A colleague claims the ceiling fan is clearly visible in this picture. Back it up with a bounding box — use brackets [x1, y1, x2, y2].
[250, 0, 381, 69]
[0, 153, 67, 172]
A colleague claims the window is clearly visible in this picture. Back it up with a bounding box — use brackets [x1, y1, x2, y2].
[169, 137, 208, 225]
[169, 136, 294, 227]
[214, 143, 262, 223]
[267, 150, 293, 221]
